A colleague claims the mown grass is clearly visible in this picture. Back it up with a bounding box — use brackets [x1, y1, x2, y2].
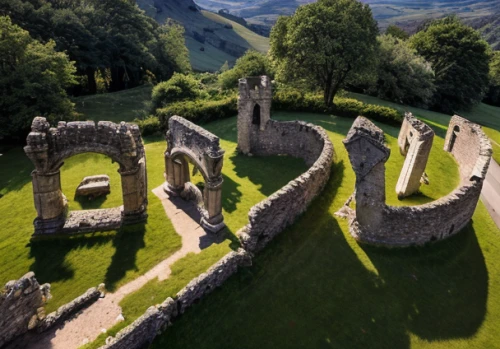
[151, 110, 500, 349]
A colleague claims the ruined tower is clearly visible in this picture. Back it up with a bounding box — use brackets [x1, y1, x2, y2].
[237, 76, 272, 154]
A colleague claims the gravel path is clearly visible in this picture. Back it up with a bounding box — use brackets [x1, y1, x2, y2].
[21, 186, 209, 349]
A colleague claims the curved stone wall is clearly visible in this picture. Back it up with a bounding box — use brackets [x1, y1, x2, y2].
[344, 115, 492, 247]
[237, 120, 334, 252]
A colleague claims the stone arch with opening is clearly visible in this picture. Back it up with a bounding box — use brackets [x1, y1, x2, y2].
[24, 117, 148, 236]
[164, 116, 225, 233]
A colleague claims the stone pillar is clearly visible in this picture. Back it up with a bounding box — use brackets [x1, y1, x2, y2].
[164, 154, 189, 196]
[200, 177, 225, 233]
[32, 170, 67, 235]
[120, 158, 148, 224]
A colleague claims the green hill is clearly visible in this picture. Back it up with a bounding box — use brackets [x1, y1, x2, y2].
[136, 0, 270, 72]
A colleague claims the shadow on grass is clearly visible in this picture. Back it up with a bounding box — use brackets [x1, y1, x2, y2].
[104, 223, 146, 292]
[222, 174, 242, 214]
[151, 159, 487, 349]
[0, 147, 33, 195]
[230, 151, 307, 197]
[29, 234, 115, 284]
[73, 194, 108, 209]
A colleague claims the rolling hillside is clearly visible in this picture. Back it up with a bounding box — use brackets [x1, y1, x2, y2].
[137, 0, 270, 72]
[193, 0, 500, 48]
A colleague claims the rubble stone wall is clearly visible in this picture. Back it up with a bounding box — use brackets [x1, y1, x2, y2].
[238, 120, 334, 252]
[345, 115, 492, 247]
[99, 249, 252, 349]
[0, 273, 49, 347]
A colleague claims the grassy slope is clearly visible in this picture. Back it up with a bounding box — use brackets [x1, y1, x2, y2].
[151, 109, 500, 349]
[137, 0, 269, 72]
[201, 10, 270, 52]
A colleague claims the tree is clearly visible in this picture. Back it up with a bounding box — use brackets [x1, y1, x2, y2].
[151, 73, 199, 111]
[371, 35, 435, 107]
[484, 51, 500, 106]
[218, 50, 273, 90]
[0, 16, 77, 139]
[410, 16, 491, 112]
[385, 24, 409, 40]
[270, 0, 378, 106]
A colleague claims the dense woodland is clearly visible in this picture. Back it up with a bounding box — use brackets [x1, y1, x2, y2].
[1, 0, 500, 142]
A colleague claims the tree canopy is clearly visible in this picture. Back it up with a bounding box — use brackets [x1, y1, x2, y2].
[0, 16, 76, 139]
[410, 16, 491, 113]
[218, 50, 273, 90]
[485, 51, 500, 106]
[0, 0, 191, 95]
[371, 35, 435, 107]
[385, 24, 409, 40]
[269, 0, 379, 106]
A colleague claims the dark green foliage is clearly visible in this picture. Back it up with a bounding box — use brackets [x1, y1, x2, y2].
[485, 51, 500, 107]
[134, 116, 161, 137]
[410, 16, 492, 113]
[0, 16, 77, 140]
[371, 35, 435, 107]
[0, 0, 191, 95]
[156, 97, 238, 128]
[219, 50, 273, 90]
[151, 73, 200, 111]
[385, 24, 410, 40]
[273, 89, 403, 125]
[270, 0, 379, 106]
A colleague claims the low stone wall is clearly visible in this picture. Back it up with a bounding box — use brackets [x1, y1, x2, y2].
[344, 115, 492, 246]
[0, 273, 50, 347]
[99, 249, 252, 349]
[238, 120, 334, 252]
[37, 286, 102, 332]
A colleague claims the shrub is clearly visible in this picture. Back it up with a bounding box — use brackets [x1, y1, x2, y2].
[151, 73, 199, 111]
[273, 89, 403, 125]
[219, 51, 273, 90]
[135, 116, 161, 136]
[156, 96, 237, 129]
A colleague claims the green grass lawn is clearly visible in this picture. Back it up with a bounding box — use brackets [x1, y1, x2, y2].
[2, 86, 500, 349]
[149, 111, 500, 349]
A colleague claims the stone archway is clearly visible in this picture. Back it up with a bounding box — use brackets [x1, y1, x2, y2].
[24, 117, 148, 236]
[164, 116, 225, 233]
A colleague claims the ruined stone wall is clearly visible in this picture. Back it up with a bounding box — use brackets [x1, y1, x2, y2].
[99, 249, 252, 349]
[0, 273, 49, 347]
[345, 115, 492, 247]
[24, 117, 148, 235]
[238, 120, 334, 252]
[396, 113, 434, 198]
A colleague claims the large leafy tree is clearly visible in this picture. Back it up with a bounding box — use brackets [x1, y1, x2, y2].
[371, 35, 435, 107]
[485, 51, 500, 106]
[0, 0, 191, 94]
[270, 0, 378, 106]
[410, 16, 491, 113]
[0, 16, 76, 139]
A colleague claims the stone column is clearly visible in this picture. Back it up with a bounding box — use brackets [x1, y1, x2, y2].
[32, 170, 67, 235]
[120, 160, 148, 224]
[200, 177, 225, 233]
[164, 154, 189, 196]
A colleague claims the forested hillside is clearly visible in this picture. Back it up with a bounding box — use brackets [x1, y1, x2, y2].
[137, 0, 269, 71]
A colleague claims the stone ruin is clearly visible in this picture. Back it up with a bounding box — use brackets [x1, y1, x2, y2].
[342, 115, 492, 247]
[396, 113, 434, 198]
[237, 76, 272, 155]
[235, 76, 335, 252]
[164, 116, 225, 233]
[24, 117, 148, 236]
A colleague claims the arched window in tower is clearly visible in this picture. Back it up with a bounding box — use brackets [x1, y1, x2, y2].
[252, 104, 261, 126]
[449, 125, 460, 152]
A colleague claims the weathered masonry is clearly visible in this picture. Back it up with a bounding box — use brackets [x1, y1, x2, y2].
[164, 116, 225, 233]
[237, 76, 272, 155]
[343, 115, 492, 247]
[24, 117, 148, 236]
[236, 76, 335, 252]
[396, 113, 434, 198]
